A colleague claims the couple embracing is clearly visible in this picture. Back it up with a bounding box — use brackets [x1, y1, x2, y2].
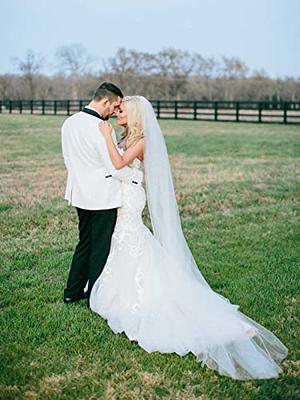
[61, 82, 287, 380]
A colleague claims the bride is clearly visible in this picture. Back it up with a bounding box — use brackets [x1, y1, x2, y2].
[89, 96, 287, 380]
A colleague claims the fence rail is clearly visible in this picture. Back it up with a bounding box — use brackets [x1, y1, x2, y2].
[1, 99, 300, 124]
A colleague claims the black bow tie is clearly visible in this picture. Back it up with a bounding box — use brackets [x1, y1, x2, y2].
[81, 107, 108, 120]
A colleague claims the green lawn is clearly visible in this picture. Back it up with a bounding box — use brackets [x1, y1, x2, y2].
[0, 115, 299, 400]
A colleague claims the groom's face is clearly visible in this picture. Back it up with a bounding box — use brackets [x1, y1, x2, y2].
[102, 97, 122, 118]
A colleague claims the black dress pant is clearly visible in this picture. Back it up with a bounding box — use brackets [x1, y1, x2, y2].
[64, 207, 118, 301]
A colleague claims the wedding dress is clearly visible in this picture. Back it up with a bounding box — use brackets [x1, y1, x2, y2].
[89, 97, 287, 380]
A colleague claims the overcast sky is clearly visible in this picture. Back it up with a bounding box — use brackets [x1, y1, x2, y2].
[1, 0, 299, 78]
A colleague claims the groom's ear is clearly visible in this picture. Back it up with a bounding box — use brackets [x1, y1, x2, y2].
[100, 98, 110, 107]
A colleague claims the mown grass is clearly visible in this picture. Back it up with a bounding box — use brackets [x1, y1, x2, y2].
[0, 115, 299, 400]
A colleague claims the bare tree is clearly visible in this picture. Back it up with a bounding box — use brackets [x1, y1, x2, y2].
[193, 55, 222, 100]
[11, 50, 44, 99]
[0, 75, 12, 99]
[56, 44, 94, 99]
[102, 48, 157, 95]
[217, 57, 249, 101]
[105, 48, 137, 75]
[221, 56, 249, 79]
[154, 48, 194, 99]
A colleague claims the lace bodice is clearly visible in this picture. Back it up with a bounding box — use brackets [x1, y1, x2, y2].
[130, 158, 143, 170]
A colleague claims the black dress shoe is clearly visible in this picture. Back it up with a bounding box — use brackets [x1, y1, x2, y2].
[64, 293, 87, 304]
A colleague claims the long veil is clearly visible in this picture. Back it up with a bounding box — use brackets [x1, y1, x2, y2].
[140, 96, 211, 288]
[140, 96, 287, 380]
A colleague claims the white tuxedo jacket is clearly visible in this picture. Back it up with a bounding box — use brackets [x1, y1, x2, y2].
[61, 109, 142, 210]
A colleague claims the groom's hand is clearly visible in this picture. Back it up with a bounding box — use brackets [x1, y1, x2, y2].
[99, 121, 113, 139]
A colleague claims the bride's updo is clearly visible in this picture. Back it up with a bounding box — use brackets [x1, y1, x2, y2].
[122, 96, 144, 149]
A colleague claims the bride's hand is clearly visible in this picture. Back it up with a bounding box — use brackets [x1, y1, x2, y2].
[99, 121, 113, 139]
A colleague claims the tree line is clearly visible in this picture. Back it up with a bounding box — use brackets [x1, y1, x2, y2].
[1, 45, 299, 102]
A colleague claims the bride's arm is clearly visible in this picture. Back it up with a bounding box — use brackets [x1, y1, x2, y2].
[99, 122, 144, 169]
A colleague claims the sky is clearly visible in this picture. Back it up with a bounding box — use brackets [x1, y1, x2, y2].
[1, 0, 299, 78]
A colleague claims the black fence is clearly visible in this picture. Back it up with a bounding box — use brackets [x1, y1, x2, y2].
[1, 99, 300, 124]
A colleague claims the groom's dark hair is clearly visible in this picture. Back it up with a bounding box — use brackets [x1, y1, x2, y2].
[93, 81, 123, 102]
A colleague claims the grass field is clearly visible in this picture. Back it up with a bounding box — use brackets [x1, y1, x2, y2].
[0, 115, 299, 400]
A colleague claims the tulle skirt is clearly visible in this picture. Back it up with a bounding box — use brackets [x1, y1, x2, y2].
[90, 215, 287, 380]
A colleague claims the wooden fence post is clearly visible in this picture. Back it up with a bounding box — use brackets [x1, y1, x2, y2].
[30, 100, 34, 114]
[193, 101, 197, 120]
[42, 100, 45, 115]
[19, 101, 22, 114]
[174, 101, 178, 119]
[157, 101, 160, 119]
[9, 100, 12, 114]
[258, 102, 262, 123]
[54, 100, 57, 115]
[236, 101, 239, 122]
[214, 101, 218, 121]
[67, 100, 70, 115]
[283, 102, 288, 124]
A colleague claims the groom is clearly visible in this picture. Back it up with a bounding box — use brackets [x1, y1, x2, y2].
[61, 81, 142, 306]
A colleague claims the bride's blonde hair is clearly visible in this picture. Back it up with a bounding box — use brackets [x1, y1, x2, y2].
[121, 96, 144, 149]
